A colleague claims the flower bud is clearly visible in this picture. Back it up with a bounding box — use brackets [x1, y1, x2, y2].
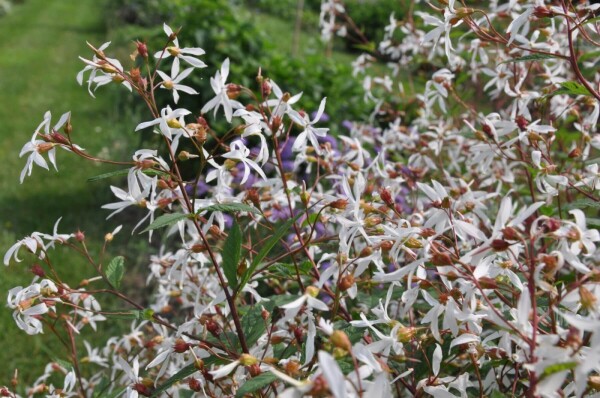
[490, 239, 510, 252]
[136, 40, 148, 58]
[30, 264, 45, 277]
[330, 330, 352, 351]
[206, 320, 221, 336]
[133, 383, 153, 397]
[50, 131, 70, 145]
[516, 115, 529, 131]
[194, 358, 205, 370]
[431, 252, 454, 266]
[226, 83, 242, 99]
[338, 274, 355, 291]
[262, 80, 272, 97]
[534, 5, 555, 18]
[173, 338, 191, 353]
[188, 378, 202, 392]
[404, 237, 423, 249]
[569, 147, 582, 158]
[248, 363, 262, 377]
[379, 188, 393, 206]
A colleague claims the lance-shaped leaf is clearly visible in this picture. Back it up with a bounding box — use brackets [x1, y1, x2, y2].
[222, 221, 243, 289]
[106, 256, 125, 288]
[197, 202, 261, 215]
[238, 213, 302, 293]
[141, 212, 189, 233]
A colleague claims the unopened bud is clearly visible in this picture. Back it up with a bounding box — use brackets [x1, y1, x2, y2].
[502, 227, 520, 241]
[262, 80, 272, 97]
[516, 115, 529, 131]
[404, 237, 423, 249]
[338, 274, 355, 291]
[173, 338, 191, 353]
[226, 83, 242, 99]
[534, 5, 555, 18]
[136, 40, 148, 58]
[188, 378, 202, 392]
[569, 147, 582, 158]
[379, 188, 393, 206]
[261, 307, 270, 321]
[31, 264, 45, 277]
[177, 151, 198, 161]
[490, 239, 510, 252]
[329, 199, 348, 210]
[194, 359, 205, 370]
[431, 252, 454, 266]
[359, 246, 373, 258]
[330, 330, 352, 351]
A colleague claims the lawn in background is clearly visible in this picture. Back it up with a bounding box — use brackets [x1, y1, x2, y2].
[0, 0, 141, 384]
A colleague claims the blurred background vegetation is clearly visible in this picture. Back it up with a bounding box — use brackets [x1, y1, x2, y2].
[0, 0, 403, 387]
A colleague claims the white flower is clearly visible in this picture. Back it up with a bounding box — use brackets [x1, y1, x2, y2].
[155, 23, 206, 71]
[289, 97, 329, 155]
[7, 280, 58, 335]
[135, 106, 191, 141]
[19, 111, 70, 183]
[4, 234, 45, 265]
[156, 64, 198, 104]
[222, 140, 267, 184]
[201, 58, 242, 122]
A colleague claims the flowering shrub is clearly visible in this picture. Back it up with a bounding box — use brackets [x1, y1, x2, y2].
[3, 0, 600, 397]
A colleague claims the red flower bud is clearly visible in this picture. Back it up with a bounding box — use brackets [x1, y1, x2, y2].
[31, 264, 45, 277]
[136, 40, 148, 58]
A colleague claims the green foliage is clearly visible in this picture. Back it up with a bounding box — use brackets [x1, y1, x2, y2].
[342, 0, 409, 51]
[106, 256, 126, 288]
[235, 372, 278, 398]
[142, 212, 189, 233]
[222, 220, 243, 289]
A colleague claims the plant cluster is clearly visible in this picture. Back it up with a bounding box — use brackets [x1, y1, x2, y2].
[2, 0, 600, 397]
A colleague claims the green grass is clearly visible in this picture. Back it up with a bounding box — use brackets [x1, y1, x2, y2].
[0, 0, 142, 385]
[247, 6, 357, 65]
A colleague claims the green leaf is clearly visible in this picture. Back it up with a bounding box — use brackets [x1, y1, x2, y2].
[563, 199, 600, 210]
[553, 81, 592, 97]
[151, 356, 220, 397]
[197, 203, 261, 215]
[541, 361, 578, 378]
[54, 358, 72, 370]
[238, 213, 302, 293]
[141, 212, 189, 233]
[106, 256, 125, 289]
[242, 306, 268, 347]
[87, 168, 167, 182]
[235, 372, 277, 398]
[141, 308, 155, 321]
[102, 310, 142, 320]
[500, 53, 558, 64]
[151, 364, 198, 397]
[223, 221, 243, 290]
